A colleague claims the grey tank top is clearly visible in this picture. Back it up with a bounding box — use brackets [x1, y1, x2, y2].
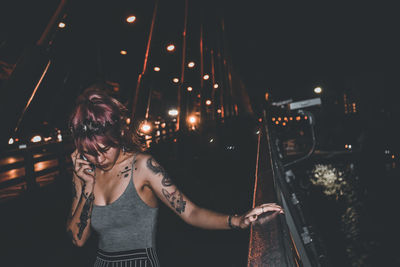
[91, 156, 158, 252]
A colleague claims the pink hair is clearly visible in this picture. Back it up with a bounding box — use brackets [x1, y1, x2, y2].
[69, 85, 143, 155]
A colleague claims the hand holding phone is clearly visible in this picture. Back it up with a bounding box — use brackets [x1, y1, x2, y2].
[80, 154, 95, 173]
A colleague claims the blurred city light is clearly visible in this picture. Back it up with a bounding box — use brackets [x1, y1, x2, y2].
[58, 22, 66, 28]
[205, 100, 212, 106]
[187, 86, 193, 92]
[172, 78, 179, 83]
[217, 109, 222, 114]
[314, 86, 322, 94]
[120, 50, 127, 55]
[213, 83, 219, 89]
[140, 122, 152, 133]
[166, 44, 175, 52]
[168, 109, 178, 116]
[203, 74, 210, 80]
[57, 131, 63, 142]
[154, 66, 160, 72]
[31, 135, 42, 143]
[188, 116, 196, 124]
[187, 61, 195, 68]
[8, 138, 14, 145]
[126, 15, 136, 23]
[126, 118, 131, 125]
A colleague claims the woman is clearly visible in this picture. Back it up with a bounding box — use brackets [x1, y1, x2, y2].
[66, 86, 283, 266]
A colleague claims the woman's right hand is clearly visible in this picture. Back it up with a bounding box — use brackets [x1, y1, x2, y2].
[71, 149, 95, 185]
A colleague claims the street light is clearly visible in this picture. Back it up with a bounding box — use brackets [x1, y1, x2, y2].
[154, 66, 160, 72]
[168, 109, 178, 116]
[188, 116, 196, 124]
[120, 50, 127, 55]
[166, 44, 175, 52]
[203, 74, 209, 80]
[314, 86, 322, 94]
[188, 61, 195, 68]
[58, 22, 66, 28]
[140, 122, 152, 133]
[126, 15, 136, 23]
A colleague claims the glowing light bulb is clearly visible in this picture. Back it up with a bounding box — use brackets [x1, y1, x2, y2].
[167, 44, 175, 52]
[126, 16, 136, 23]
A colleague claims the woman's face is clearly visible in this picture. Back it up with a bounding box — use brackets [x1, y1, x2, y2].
[82, 143, 121, 171]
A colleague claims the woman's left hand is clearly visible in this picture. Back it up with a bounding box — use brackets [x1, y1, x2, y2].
[235, 203, 284, 229]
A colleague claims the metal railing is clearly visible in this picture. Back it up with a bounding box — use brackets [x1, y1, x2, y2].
[247, 109, 327, 267]
[0, 139, 73, 196]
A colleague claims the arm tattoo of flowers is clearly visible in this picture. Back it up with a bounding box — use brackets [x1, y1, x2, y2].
[146, 157, 172, 186]
[162, 189, 186, 214]
[77, 193, 94, 240]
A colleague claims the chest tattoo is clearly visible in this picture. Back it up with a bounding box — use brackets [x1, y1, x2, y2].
[117, 160, 135, 178]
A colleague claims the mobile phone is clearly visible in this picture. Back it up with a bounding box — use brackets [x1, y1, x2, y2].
[80, 154, 95, 172]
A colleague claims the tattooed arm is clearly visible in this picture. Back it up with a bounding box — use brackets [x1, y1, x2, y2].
[140, 154, 235, 230]
[66, 150, 95, 247]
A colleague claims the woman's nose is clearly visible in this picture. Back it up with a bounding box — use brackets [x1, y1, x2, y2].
[96, 154, 105, 164]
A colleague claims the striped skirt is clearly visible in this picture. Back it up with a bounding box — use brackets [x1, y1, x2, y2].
[93, 248, 160, 267]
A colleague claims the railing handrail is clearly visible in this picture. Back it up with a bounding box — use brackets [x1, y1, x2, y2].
[247, 107, 329, 266]
[0, 140, 74, 192]
[247, 121, 301, 267]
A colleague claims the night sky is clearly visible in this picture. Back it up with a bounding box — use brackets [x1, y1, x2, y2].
[223, 1, 399, 99]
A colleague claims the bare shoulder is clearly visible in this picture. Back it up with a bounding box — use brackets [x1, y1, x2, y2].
[135, 153, 172, 186]
[134, 152, 152, 170]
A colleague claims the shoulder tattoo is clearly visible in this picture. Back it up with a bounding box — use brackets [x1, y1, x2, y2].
[146, 157, 172, 187]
